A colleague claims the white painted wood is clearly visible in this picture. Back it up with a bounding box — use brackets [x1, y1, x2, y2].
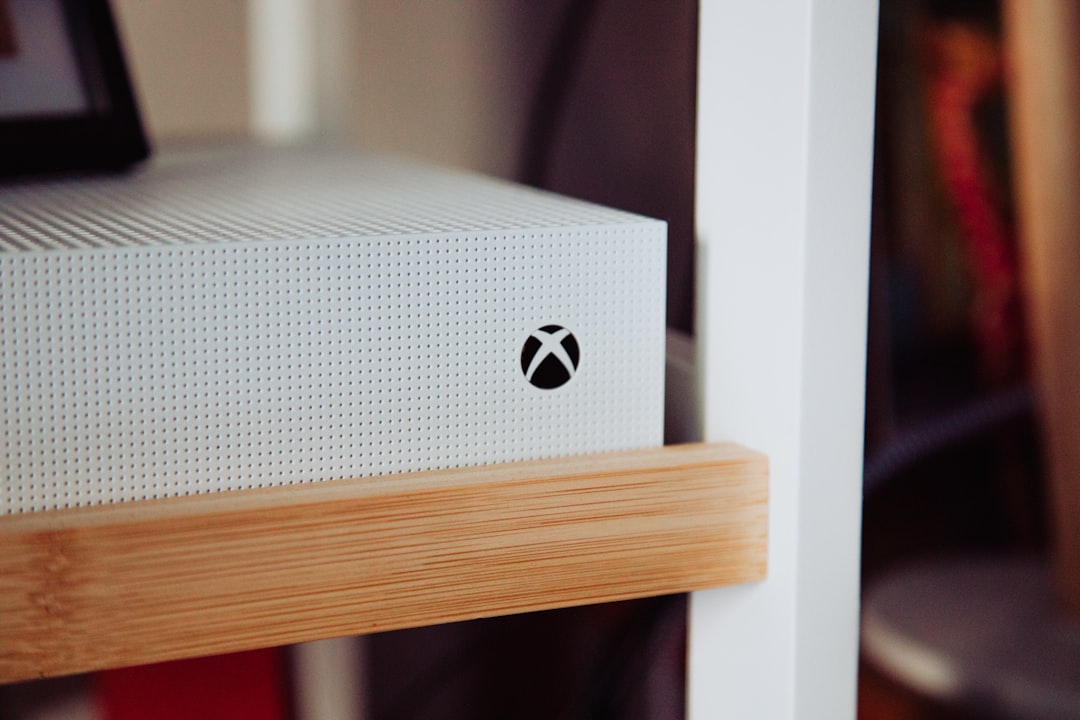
[690, 1, 878, 718]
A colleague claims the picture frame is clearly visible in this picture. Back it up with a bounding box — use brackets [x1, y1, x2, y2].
[0, 0, 149, 177]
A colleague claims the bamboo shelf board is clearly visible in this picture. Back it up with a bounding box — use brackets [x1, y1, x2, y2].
[0, 442, 768, 683]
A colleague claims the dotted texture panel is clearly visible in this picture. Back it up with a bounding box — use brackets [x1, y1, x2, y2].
[1, 153, 665, 514]
[0, 146, 650, 253]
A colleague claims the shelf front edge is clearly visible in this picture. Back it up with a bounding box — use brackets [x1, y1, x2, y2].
[0, 442, 768, 682]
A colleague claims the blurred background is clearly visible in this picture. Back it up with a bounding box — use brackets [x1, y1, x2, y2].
[2, 0, 1077, 718]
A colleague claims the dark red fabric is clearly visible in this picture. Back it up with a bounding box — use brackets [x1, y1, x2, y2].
[98, 648, 288, 720]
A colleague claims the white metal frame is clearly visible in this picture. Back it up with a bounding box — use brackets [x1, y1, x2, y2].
[692, 1, 878, 718]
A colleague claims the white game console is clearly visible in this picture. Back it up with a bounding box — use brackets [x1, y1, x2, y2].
[0, 146, 666, 514]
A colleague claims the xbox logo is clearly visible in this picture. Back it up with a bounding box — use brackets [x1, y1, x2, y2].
[520, 325, 580, 389]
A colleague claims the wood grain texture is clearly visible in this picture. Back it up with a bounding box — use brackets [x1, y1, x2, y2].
[0, 442, 767, 682]
[1002, 0, 1080, 615]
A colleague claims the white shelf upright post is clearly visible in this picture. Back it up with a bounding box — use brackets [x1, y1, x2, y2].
[691, 1, 878, 718]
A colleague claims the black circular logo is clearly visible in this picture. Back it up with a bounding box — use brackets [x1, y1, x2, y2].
[520, 325, 580, 389]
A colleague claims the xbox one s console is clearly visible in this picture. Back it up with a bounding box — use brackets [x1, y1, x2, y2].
[0, 146, 666, 514]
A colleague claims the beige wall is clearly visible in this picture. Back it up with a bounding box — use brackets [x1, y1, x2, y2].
[111, 0, 551, 175]
[109, 1, 561, 177]
[347, 1, 562, 178]
[112, 0, 250, 143]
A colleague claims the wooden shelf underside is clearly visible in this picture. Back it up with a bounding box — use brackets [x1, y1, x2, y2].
[0, 442, 768, 683]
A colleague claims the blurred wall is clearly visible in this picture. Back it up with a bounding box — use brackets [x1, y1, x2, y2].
[111, 0, 544, 172]
[346, 1, 563, 177]
[112, 0, 250, 142]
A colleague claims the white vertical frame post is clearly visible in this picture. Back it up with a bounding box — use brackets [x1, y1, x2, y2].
[690, 1, 878, 718]
[247, 0, 318, 142]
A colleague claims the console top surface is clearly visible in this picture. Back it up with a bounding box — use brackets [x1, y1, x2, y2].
[0, 145, 655, 254]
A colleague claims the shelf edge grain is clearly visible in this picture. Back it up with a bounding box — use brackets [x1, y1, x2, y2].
[0, 442, 768, 682]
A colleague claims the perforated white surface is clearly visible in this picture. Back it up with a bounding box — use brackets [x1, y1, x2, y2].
[0, 146, 644, 252]
[1, 147, 665, 514]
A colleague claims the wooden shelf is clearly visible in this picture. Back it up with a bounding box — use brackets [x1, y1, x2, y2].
[0, 442, 767, 683]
